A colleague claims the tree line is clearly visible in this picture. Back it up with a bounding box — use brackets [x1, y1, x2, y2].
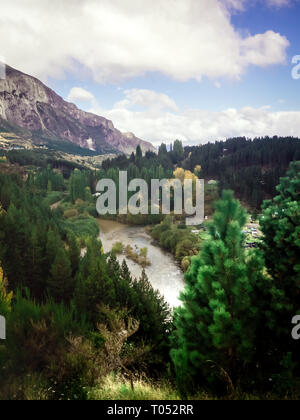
[0, 170, 171, 399]
[102, 136, 300, 210]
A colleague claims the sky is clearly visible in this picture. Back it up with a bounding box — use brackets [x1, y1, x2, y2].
[1, 0, 300, 147]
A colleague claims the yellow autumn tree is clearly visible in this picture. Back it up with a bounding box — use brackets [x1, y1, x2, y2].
[0, 265, 13, 313]
[173, 168, 198, 183]
[173, 167, 185, 183]
[194, 165, 202, 176]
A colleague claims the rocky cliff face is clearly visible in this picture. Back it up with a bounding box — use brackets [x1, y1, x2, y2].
[0, 65, 155, 155]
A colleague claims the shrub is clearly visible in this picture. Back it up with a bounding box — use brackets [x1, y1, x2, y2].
[181, 257, 190, 272]
[62, 216, 99, 240]
[140, 247, 148, 258]
[112, 242, 124, 255]
[64, 209, 79, 219]
[0, 294, 144, 400]
[125, 245, 151, 267]
[138, 256, 151, 268]
[43, 191, 64, 208]
[75, 199, 85, 206]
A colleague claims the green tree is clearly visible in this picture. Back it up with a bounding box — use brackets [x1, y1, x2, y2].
[260, 161, 300, 298]
[259, 161, 300, 384]
[69, 170, 87, 203]
[172, 139, 184, 163]
[131, 269, 171, 365]
[136, 145, 143, 160]
[48, 247, 74, 303]
[67, 233, 80, 276]
[120, 259, 132, 284]
[75, 238, 115, 324]
[158, 143, 168, 156]
[28, 226, 47, 299]
[46, 229, 60, 269]
[171, 190, 265, 395]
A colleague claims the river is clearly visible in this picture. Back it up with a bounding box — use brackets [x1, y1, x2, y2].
[97, 219, 185, 308]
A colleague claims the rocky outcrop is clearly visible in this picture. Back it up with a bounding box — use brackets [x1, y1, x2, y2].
[0, 65, 156, 155]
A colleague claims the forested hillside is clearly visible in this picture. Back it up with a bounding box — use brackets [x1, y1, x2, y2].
[0, 167, 171, 399]
[0, 140, 299, 400]
[183, 136, 300, 208]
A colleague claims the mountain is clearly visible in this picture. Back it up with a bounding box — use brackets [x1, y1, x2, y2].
[0, 65, 155, 155]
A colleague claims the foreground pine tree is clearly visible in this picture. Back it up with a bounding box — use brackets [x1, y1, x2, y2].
[260, 161, 300, 308]
[259, 162, 300, 389]
[171, 190, 265, 395]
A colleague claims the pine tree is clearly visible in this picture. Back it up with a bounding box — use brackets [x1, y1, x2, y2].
[136, 145, 143, 160]
[46, 230, 60, 270]
[67, 233, 80, 276]
[107, 254, 133, 309]
[259, 162, 300, 380]
[158, 143, 168, 156]
[0, 204, 29, 291]
[121, 259, 132, 284]
[48, 247, 74, 303]
[74, 238, 115, 324]
[132, 269, 171, 355]
[29, 226, 47, 299]
[260, 161, 300, 298]
[171, 190, 265, 394]
[173, 139, 184, 163]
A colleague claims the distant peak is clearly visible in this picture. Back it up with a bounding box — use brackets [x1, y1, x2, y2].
[0, 64, 156, 155]
[123, 132, 135, 139]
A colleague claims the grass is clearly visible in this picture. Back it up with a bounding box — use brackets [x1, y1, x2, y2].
[88, 375, 300, 400]
[0, 373, 50, 401]
[87, 374, 181, 401]
[1, 371, 298, 400]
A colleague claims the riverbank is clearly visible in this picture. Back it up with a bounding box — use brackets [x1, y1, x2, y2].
[97, 219, 185, 308]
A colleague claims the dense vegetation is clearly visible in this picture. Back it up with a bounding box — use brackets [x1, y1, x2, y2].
[0, 167, 171, 399]
[3, 136, 299, 213]
[172, 162, 300, 398]
[0, 139, 299, 400]
[184, 136, 300, 208]
[103, 136, 300, 209]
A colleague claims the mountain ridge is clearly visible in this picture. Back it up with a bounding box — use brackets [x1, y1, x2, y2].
[0, 65, 155, 155]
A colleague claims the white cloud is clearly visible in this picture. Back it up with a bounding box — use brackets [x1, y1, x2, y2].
[88, 90, 300, 147]
[67, 87, 95, 103]
[220, 0, 247, 12]
[0, 0, 290, 84]
[241, 31, 290, 67]
[115, 89, 178, 112]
